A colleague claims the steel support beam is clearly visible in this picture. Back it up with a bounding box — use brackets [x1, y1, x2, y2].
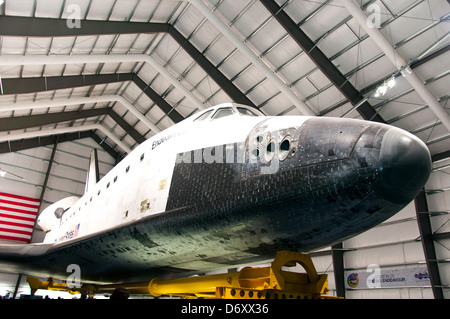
[187, 0, 315, 116]
[260, 0, 384, 123]
[1, 88, 161, 133]
[431, 150, 450, 163]
[32, 138, 59, 240]
[410, 44, 450, 72]
[1, 72, 185, 124]
[0, 131, 89, 154]
[0, 15, 170, 37]
[0, 54, 206, 114]
[0, 15, 254, 108]
[331, 243, 346, 298]
[1, 73, 134, 95]
[0, 130, 121, 160]
[1, 73, 183, 125]
[360, 44, 450, 96]
[0, 124, 131, 154]
[168, 26, 255, 107]
[106, 108, 146, 144]
[342, 0, 450, 132]
[433, 232, 450, 241]
[0, 108, 146, 144]
[132, 75, 185, 123]
[90, 132, 124, 164]
[12, 275, 22, 300]
[414, 190, 444, 299]
[0, 108, 107, 132]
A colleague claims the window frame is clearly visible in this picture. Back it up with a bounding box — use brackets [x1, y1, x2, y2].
[211, 107, 235, 119]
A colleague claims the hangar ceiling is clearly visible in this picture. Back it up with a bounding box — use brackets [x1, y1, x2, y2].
[0, 0, 449, 236]
[0, 0, 448, 157]
[0, 0, 449, 298]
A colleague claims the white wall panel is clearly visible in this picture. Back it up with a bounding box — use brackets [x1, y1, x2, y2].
[344, 242, 425, 270]
[436, 247, 450, 285]
[347, 287, 434, 299]
[346, 220, 420, 248]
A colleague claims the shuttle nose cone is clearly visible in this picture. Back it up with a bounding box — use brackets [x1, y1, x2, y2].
[374, 128, 431, 204]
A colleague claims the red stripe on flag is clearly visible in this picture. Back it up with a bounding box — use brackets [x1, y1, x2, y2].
[0, 205, 38, 216]
[0, 234, 30, 242]
[0, 198, 40, 210]
[0, 212, 36, 223]
[0, 192, 39, 243]
[0, 192, 40, 203]
[0, 227, 32, 236]
[0, 219, 34, 229]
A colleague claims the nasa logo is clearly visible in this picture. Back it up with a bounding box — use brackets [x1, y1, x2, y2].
[347, 273, 359, 288]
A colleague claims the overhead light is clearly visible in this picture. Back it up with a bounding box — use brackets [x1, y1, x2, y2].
[387, 77, 396, 89]
[373, 76, 396, 98]
[378, 83, 388, 96]
[0, 168, 24, 180]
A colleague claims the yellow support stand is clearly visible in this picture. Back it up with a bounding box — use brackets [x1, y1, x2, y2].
[26, 251, 339, 299]
[26, 277, 81, 296]
[149, 251, 332, 299]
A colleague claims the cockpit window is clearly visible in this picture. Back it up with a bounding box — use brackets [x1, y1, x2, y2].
[237, 107, 260, 117]
[194, 110, 213, 121]
[212, 107, 234, 119]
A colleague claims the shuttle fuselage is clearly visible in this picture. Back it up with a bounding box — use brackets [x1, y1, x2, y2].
[0, 103, 431, 283]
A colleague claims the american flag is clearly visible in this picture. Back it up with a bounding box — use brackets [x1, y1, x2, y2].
[0, 192, 40, 243]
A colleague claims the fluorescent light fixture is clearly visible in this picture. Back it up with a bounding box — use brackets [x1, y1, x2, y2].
[378, 84, 388, 95]
[374, 77, 396, 98]
[0, 170, 6, 178]
[387, 78, 396, 89]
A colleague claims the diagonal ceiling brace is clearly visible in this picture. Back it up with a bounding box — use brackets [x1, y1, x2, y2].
[0, 15, 170, 36]
[0, 131, 121, 161]
[0, 89, 161, 133]
[0, 73, 183, 124]
[0, 15, 254, 108]
[0, 124, 132, 154]
[0, 107, 146, 144]
[259, 0, 385, 123]
[0, 73, 134, 95]
[0, 108, 108, 132]
[342, 0, 450, 132]
[186, 0, 316, 116]
[414, 190, 444, 299]
[0, 54, 207, 113]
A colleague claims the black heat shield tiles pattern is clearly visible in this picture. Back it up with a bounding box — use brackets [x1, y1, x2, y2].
[0, 118, 407, 283]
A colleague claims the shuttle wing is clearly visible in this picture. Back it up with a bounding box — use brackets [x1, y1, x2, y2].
[0, 241, 53, 277]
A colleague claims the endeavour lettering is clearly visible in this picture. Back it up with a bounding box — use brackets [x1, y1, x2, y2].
[58, 229, 74, 242]
[152, 135, 173, 150]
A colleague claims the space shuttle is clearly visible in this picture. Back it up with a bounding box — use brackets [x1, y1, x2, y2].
[0, 102, 431, 285]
